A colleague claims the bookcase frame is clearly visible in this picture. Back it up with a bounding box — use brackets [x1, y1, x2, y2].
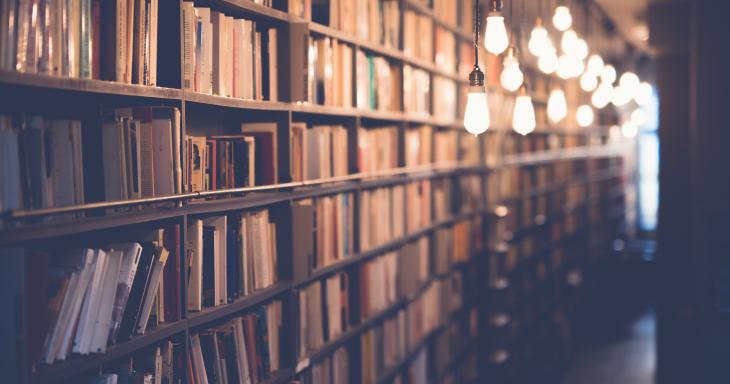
[0, 1, 629, 383]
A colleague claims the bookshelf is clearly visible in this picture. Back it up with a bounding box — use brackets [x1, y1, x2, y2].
[0, 1, 629, 383]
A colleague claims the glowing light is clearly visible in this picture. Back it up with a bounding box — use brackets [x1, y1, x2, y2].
[600, 64, 617, 84]
[528, 22, 551, 57]
[538, 46, 559, 74]
[621, 121, 638, 138]
[513, 94, 536, 135]
[464, 90, 490, 135]
[587, 54, 604, 76]
[580, 73, 598, 92]
[634, 82, 653, 106]
[485, 14, 509, 55]
[552, 6, 572, 31]
[592, 82, 613, 108]
[576, 105, 594, 127]
[547, 89, 568, 123]
[500, 50, 524, 91]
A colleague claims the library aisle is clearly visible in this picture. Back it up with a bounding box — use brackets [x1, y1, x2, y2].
[0, 0, 727, 383]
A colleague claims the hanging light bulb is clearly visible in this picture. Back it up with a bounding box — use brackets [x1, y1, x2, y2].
[485, 0, 509, 55]
[547, 88, 568, 123]
[619, 71, 640, 93]
[500, 47, 523, 91]
[611, 84, 631, 106]
[592, 82, 613, 108]
[573, 38, 588, 59]
[528, 19, 550, 57]
[561, 30, 578, 54]
[552, 5, 572, 31]
[631, 109, 648, 126]
[513, 84, 536, 135]
[621, 121, 638, 138]
[634, 82, 652, 106]
[557, 55, 572, 79]
[576, 105, 594, 127]
[538, 45, 559, 74]
[580, 73, 598, 91]
[464, 0, 490, 136]
[587, 54, 604, 76]
[600, 64, 617, 84]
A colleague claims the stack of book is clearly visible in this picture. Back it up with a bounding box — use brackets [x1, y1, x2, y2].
[458, 175, 484, 212]
[355, 50, 401, 112]
[307, 36, 353, 107]
[182, 3, 278, 101]
[405, 125, 434, 168]
[0, 114, 84, 213]
[1, 0, 160, 84]
[397, 238, 430, 298]
[294, 346, 348, 384]
[297, 273, 349, 358]
[35, 227, 180, 365]
[186, 122, 279, 190]
[405, 180, 432, 232]
[101, 107, 183, 200]
[432, 0, 457, 24]
[435, 130, 458, 163]
[360, 309, 407, 383]
[403, 10, 433, 62]
[313, 0, 400, 49]
[189, 300, 283, 384]
[86, 340, 182, 384]
[186, 209, 279, 312]
[432, 178, 454, 222]
[433, 77, 457, 120]
[403, 65, 431, 116]
[290, 124, 349, 182]
[435, 27, 456, 73]
[359, 186, 405, 251]
[357, 126, 398, 173]
[360, 251, 398, 320]
[292, 193, 355, 281]
[0, 106, 180, 214]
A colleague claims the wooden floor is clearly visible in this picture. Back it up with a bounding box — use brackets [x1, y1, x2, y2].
[563, 310, 656, 384]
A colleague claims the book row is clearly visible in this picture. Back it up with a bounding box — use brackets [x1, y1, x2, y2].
[182, 3, 278, 101]
[1, 0, 160, 85]
[0, 108, 491, 216]
[29, 226, 181, 365]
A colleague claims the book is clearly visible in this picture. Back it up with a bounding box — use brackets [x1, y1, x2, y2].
[357, 126, 398, 173]
[183, 5, 278, 101]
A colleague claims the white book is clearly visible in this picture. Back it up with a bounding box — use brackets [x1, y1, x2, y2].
[73, 249, 108, 355]
[48, 120, 76, 208]
[107, 243, 143, 344]
[42, 268, 80, 364]
[182, 2, 196, 91]
[190, 334, 209, 384]
[89, 249, 123, 353]
[56, 249, 96, 361]
[102, 116, 124, 201]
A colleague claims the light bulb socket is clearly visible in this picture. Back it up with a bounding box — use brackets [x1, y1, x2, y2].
[506, 45, 517, 58]
[535, 17, 543, 27]
[469, 66, 485, 87]
[489, 0, 502, 13]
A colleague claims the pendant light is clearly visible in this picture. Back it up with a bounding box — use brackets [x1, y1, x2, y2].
[552, 5, 572, 31]
[501, 46, 523, 92]
[576, 104, 594, 127]
[600, 64, 616, 84]
[592, 82, 613, 108]
[547, 88, 568, 123]
[587, 54, 603, 76]
[464, 0, 490, 136]
[528, 19, 550, 57]
[513, 84, 536, 135]
[580, 73, 598, 91]
[619, 71, 640, 93]
[485, 0, 509, 55]
[538, 45, 558, 74]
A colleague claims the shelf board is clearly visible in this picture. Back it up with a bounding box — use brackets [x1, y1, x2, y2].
[185, 91, 290, 111]
[186, 282, 292, 329]
[32, 322, 186, 384]
[0, 207, 184, 246]
[204, 0, 290, 22]
[402, 0, 472, 41]
[0, 71, 182, 99]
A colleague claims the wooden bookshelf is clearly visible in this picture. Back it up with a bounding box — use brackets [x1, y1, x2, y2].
[0, 1, 628, 383]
